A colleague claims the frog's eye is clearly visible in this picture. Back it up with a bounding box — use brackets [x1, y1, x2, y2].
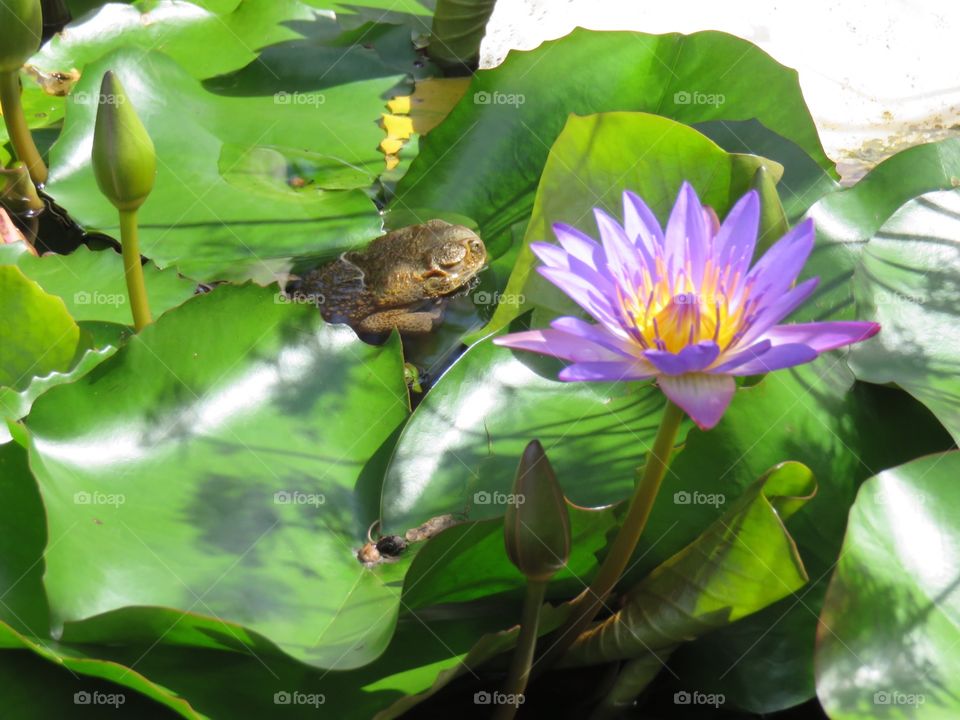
[434, 242, 468, 267]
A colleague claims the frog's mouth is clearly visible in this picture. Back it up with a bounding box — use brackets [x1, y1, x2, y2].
[448, 273, 483, 299]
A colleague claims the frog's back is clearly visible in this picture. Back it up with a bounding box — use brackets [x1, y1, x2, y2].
[303, 255, 372, 324]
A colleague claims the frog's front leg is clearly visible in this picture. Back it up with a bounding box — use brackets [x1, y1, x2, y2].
[358, 305, 444, 334]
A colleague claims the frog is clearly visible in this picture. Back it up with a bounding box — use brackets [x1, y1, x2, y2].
[297, 220, 486, 334]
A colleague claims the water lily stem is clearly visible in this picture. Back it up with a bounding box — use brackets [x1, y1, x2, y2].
[0, 69, 48, 185]
[119, 208, 152, 331]
[493, 579, 547, 720]
[536, 399, 685, 671]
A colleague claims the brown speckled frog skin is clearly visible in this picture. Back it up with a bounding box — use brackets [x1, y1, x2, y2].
[300, 220, 486, 334]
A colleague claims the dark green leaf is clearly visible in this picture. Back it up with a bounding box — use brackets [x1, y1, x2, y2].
[394, 28, 833, 254]
[0, 622, 197, 718]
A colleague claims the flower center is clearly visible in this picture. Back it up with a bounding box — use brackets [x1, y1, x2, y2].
[618, 260, 749, 353]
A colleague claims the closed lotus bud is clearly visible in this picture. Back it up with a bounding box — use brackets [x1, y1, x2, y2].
[503, 440, 571, 582]
[91, 71, 156, 211]
[0, 0, 42, 73]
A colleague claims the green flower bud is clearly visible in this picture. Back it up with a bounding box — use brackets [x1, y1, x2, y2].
[91, 71, 156, 212]
[0, 0, 42, 73]
[503, 440, 571, 582]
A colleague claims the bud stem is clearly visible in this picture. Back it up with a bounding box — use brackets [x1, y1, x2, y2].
[0, 70, 48, 185]
[493, 579, 547, 720]
[536, 399, 685, 671]
[118, 208, 152, 331]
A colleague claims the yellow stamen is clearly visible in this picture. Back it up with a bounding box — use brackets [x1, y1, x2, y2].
[619, 257, 749, 353]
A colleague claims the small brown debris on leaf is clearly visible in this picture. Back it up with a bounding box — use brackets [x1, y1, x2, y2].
[404, 513, 462, 543]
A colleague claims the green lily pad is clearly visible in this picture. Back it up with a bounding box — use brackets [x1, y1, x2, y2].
[0, 243, 196, 324]
[0, 343, 116, 439]
[693, 119, 839, 222]
[848, 190, 960, 443]
[0, 244, 184, 432]
[218, 144, 376, 193]
[393, 28, 833, 255]
[0, 442, 48, 635]
[0, 265, 82, 391]
[35, 0, 316, 80]
[381, 332, 677, 532]
[816, 451, 960, 719]
[799, 138, 960, 323]
[2, 605, 521, 720]
[25, 284, 411, 669]
[204, 14, 424, 96]
[44, 47, 394, 281]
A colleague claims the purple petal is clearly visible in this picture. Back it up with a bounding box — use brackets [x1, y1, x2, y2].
[710, 339, 772, 374]
[537, 266, 627, 336]
[664, 182, 709, 286]
[738, 277, 819, 347]
[758, 321, 881, 352]
[714, 191, 760, 290]
[551, 223, 608, 275]
[703, 205, 721, 236]
[594, 207, 644, 290]
[644, 342, 720, 375]
[658, 373, 736, 430]
[529, 241, 574, 270]
[493, 328, 627, 363]
[530, 241, 617, 297]
[550, 316, 643, 358]
[744, 219, 815, 302]
[721, 343, 819, 376]
[558, 361, 656, 382]
[622, 190, 664, 256]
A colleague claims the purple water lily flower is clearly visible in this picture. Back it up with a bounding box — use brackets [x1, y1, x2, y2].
[493, 183, 880, 430]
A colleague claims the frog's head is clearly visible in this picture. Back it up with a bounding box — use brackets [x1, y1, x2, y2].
[418, 221, 486, 296]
